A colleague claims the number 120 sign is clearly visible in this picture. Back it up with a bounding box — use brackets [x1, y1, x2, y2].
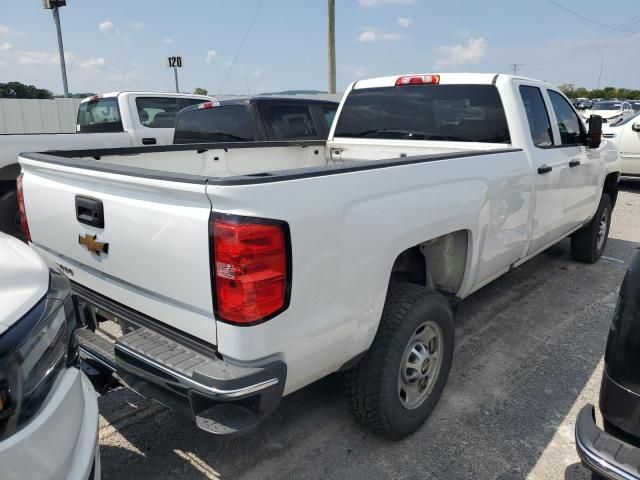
[168, 56, 183, 68]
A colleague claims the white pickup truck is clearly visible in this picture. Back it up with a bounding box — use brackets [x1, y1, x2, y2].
[17, 73, 620, 439]
[602, 111, 640, 176]
[0, 91, 213, 238]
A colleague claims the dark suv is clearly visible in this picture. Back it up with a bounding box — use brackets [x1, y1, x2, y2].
[575, 248, 640, 479]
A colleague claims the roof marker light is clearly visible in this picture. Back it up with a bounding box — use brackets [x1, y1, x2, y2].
[395, 75, 440, 86]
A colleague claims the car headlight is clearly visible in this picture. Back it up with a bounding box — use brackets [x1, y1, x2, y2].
[0, 274, 78, 441]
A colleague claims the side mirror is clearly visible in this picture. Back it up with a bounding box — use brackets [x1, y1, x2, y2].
[633, 123, 640, 133]
[587, 115, 602, 148]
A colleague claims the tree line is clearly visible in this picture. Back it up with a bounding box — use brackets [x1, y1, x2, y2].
[558, 84, 640, 100]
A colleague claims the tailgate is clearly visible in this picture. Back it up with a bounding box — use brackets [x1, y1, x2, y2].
[19, 155, 217, 344]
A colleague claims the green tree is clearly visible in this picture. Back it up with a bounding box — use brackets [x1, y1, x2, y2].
[193, 87, 208, 95]
[0, 81, 53, 99]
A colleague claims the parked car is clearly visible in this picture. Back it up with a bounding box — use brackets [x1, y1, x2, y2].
[601, 112, 640, 176]
[576, 100, 594, 110]
[583, 101, 635, 123]
[17, 73, 620, 440]
[575, 248, 640, 480]
[0, 232, 100, 479]
[173, 97, 339, 144]
[0, 91, 214, 240]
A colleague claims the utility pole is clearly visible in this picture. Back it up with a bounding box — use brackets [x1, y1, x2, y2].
[596, 60, 604, 90]
[43, 0, 69, 97]
[327, 0, 336, 94]
[509, 63, 522, 75]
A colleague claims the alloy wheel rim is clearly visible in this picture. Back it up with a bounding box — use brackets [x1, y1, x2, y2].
[398, 321, 443, 410]
[597, 208, 608, 251]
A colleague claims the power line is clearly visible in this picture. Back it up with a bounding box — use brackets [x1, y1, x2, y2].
[548, 0, 640, 33]
[219, 0, 263, 94]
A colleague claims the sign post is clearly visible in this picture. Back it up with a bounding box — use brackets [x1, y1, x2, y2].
[167, 56, 183, 93]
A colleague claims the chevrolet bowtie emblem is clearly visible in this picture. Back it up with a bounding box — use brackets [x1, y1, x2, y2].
[78, 234, 109, 256]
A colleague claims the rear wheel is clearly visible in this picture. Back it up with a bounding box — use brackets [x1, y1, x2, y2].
[345, 282, 454, 439]
[0, 190, 25, 241]
[571, 193, 612, 263]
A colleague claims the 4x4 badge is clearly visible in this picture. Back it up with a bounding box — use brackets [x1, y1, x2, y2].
[78, 233, 109, 256]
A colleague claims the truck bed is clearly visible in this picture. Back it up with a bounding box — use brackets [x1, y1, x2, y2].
[21, 139, 513, 184]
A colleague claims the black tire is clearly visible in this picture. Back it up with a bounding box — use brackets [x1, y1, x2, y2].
[0, 190, 25, 242]
[571, 193, 612, 263]
[345, 282, 454, 440]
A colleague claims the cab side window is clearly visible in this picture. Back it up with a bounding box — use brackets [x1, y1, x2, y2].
[547, 90, 585, 146]
[519, 86, 553, 147]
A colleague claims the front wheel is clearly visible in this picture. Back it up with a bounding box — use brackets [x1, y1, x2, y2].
[345, 283, 454, 440]
[571, 193, 612, 263]
[0, 190, 25, 242]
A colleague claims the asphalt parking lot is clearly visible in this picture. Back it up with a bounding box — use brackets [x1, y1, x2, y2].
[97, 179, 640, 480]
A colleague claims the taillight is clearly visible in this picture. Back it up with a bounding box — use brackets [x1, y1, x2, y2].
[395, 74, 440, 86]
[211, 215, 290, 325]
[16, 174, 31, 242]
[198, 101, 220, 109]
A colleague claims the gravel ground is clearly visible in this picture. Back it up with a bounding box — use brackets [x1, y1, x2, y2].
[97, 179, 640, 480]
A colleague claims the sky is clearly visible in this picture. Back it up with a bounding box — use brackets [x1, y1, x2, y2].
[0, 0, 638, 96]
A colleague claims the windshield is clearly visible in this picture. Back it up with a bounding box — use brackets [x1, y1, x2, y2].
[333, 84, 510, 143]
[609, 111, 640, 127]
[593, 102, 621, 111]
[76, 97, 123, 133]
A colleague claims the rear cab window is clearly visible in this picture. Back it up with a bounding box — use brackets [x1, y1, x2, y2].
[173, 105, 255, 143]
[547, 90, 585, 145]
[519, 85, 554, 147]
[76, 97, 123, 133]
[136, 97, 179, 128]
[333, 84, 510, 143]
[266, 105, 319, 140]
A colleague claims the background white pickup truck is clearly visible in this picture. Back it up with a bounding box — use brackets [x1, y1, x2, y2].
[0, 91, 213, 238]
[602, 111, 640, 176]
[18, 73, 620, 439]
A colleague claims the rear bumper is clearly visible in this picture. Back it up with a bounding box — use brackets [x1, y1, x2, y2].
[575, 405, 640, 480]
[73, 282, 286, 435]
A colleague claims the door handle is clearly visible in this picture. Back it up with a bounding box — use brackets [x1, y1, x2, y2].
[142, 137, 157, 145]
[569, 159, 581, 168]
[537, 165, 553, 174]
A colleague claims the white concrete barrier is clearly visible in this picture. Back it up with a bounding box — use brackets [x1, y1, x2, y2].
[0, 98, 82, 134]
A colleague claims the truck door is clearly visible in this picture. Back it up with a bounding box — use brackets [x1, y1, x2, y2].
[518, 85, 571, 256]
[129, 96, 207, 146]
[546, 90, 600, 230]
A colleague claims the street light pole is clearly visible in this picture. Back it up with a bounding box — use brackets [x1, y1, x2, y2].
[327, 0, 336, 94]
[44, 0, 69, 97]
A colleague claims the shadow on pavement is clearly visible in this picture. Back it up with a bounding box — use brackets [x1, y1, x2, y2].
[97, 236, 638, 480]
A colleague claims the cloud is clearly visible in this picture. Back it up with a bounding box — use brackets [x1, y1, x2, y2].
[434, 37, 487, 68]
[398, 17, 412, 28]
[358, 29, 404, 43]
[0, 25, 11, 37]
[381, 33, 403, 41]
[98, 21, 115, 34]
[0, 42, 11, 52]
[130, 22, 144, 29]
[359, 0, 415, 6]
[358, 30, 377, 43]
[10, 50, 106, 72]
[206, 50, 217, 63]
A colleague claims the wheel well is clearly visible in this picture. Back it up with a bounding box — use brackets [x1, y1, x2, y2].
[604, 172, 619, 207]
[390, 230, 468, 296]
[0, 164, 20, 195]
